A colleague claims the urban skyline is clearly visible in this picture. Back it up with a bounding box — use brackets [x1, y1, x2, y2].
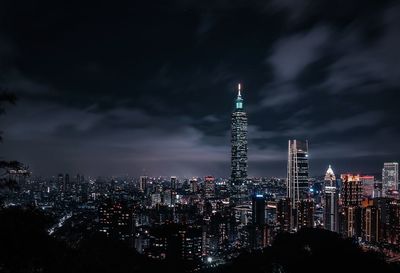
[1, 2, 400, 272]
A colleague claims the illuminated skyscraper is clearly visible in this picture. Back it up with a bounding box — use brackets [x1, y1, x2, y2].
[382, 162, 399, 194]
[231, 83, 248, 185]
[324, 165, 339, 232]
[340, 174, 363, 238]
[341, 174, 362, 206]
[287, 140, 309, 207]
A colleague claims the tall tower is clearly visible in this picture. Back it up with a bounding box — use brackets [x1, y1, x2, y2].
[287, 140, 309, 207]
[324, 165, 339, 232]
[231, 83, 248, 186]
[382, 162, 399, 194]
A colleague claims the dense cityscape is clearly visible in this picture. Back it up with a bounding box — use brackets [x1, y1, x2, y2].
[1, 86, 399, 271]
[1, 1, 400, 273]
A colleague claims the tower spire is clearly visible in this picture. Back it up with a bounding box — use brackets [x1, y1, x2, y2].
[235, 83, 243, 110]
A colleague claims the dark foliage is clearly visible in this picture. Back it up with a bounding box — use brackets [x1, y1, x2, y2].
[212, 229, 400, 273]
[0, 208, 399, 273]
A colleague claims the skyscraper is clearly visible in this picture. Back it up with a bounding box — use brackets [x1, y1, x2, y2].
[252, 194, 266, 226]
[363, 205, 380, 243]
[382, 162, 399, 194]
[324, 165, 339, 232]
[287, 140, 309, 207]
[341, 174, 363, 206]
[340, 174, 363, 238]
[231, 83, 248, 186]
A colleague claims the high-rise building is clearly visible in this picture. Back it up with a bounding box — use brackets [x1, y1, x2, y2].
[277, 198, 291, 232]
[287, 140, 309, 207]
[204, 176, 215, 198]
[341, 206, 362, 238]
[139, 176, 148, 192]
[170, 176, 177, 190]
[360, 175, 375, 198]
[324, 165, 339, 232]
[57, 173, 64, 191]
[340, 174, 363, 238]
[231, 83, 248, 186]
[64, 173, 70, 192]
[190, 178, 199, 193]
[252, 194, 266, 226]
[250, 194, 267, 249]
[362, 205, 380, 243]
[341, 174, 362, 206]
[99, 200, 133, 244]
[296, 199, 314, 230]
[387, 199, 400, 244]
[382, 162, 399, 194]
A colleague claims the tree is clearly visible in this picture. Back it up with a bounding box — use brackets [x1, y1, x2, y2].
[0, 90, 29, 195]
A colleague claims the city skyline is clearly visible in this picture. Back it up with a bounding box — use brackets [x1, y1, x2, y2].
[1, 2, 400, 272]
[1, 1, 400, 177]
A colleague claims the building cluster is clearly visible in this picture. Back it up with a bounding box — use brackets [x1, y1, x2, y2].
[1, 84, 399, 267]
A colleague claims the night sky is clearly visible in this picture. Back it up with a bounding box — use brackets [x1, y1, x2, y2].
[1, 0, 399, 177]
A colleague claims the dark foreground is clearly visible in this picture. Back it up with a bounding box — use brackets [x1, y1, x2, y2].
[0, 207, 399, 273]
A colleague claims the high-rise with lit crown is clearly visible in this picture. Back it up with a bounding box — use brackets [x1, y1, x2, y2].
[231, 83, 248, 186]
[324, 165, 339, 232]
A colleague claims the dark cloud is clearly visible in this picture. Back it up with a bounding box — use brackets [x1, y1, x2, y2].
[0, 0, 399, 177]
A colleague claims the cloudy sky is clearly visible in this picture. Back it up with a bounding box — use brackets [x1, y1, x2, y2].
[0, 0, 399, 177]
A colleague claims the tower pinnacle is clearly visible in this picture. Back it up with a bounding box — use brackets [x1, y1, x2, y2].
[235, 83, 243, 110]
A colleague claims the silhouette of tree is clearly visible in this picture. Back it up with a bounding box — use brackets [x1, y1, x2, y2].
[0, 91, 29, 194]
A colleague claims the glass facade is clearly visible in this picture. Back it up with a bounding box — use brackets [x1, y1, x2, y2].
[287, 140, 309, 207]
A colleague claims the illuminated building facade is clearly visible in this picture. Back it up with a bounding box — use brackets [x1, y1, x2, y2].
[287, 140, 309, 207]
[341, 174, 362, 206]
[382, 162, 399, 194]
[139, 175, 148, 192]
[99, 200, 133, 243]
[296, 199, 314, 230]
[277, 198, 291, 232]
[360, 175, 375, 198]
[204, 176, 215, 198]
[340, 174, 363, 238]
[231, 84, 248, 186]
[324, 165, 339, 232]
[362, 205, 380, 243]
